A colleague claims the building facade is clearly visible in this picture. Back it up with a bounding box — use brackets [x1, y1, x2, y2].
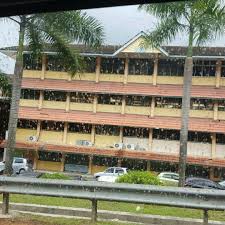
[2, 32, 225, 179]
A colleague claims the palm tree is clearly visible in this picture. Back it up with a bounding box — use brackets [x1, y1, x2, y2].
[139, 0, 225, 186]
[3, 12, 104, 175]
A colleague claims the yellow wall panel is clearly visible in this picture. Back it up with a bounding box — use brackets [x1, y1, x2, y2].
[67, 133, 92, 145]
[95, 135, 120, 148]
[42, 101, 66, 110]
[23, 70, 41, 78]
[72, 73, 95, 81]
[37, 160, 62, 171]
[91, 165, 107, 175]
[70, 103, 93, 112]
[45, 71, 69, 80]
[192, 77, 215, 86]
[190, 110, 213, 119]
[218, 111, 225, 120]
[154, 108, 181, 117]
[99, 74, 124, 82]
[39, 131, 64, 144]
[157, 76, 183, 85]
[127, 75, 152, 84]
[219, 78, 225, 87]
[97, 104, 121, 113]
[16, 128, 37, 142]
[19, 99, 39, 108]
[125, 106, 151, 115]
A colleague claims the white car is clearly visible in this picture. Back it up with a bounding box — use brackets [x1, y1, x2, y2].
[0, 157, 32, 174]
[94, 167, 128, 180]
[219, 180, 225, 187]
[157, 172, 179, 185]
[97, 175, 118, 183]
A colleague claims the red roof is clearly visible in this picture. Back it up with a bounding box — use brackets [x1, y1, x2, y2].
[21, 78, 225, 99]
[19, 107, 225, 133]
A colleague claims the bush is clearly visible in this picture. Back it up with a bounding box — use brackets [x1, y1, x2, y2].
[116, 171, 161, 185]
[40, 173, 71, 180]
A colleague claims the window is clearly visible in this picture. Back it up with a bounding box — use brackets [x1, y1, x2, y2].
[47, 55, 66, 71]
[95, 125, 120, 136]
[158, 59, 184, 76]
[41, 121, 64, 131]
[14, 158, 23, 164]
[115, 168, 124, 174]
[126, 95, 151, 107]
[44, 91, 67, 101]
[21, 89, 40, 100]
[218, 100, 225, 111]
[84, 57, 96, 73]
[98, 94, 122, 105]
[68, 123, 92, 134]
[65, 154, 89, 165]
[188, 132, 211, 143]
[193, 60, 216, 77]
[123, 127, 149, 138]
[105, 168, 114, 173]
[129, 58, 154, 75]
[17, 119, 38, 129]
[190, 98, 213, 110]
[155, 97, 182, 109]
[70, 92, 94, 103]
[162, 174, 172, 179]
[216, 133, 225, 144]
[153, 129, 180, 140]
[23, 54, 42, 70]
[101, 58, 125, 74]
[38, 151, 62, 162]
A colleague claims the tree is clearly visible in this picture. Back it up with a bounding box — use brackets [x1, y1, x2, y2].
[0, 72, 11, 97]
[3, 12, 104, 175]
[139, 0, 224, 186]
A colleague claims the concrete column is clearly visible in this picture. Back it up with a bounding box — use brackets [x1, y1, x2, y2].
[38, 90, 44, 110]
[213, 100, 218, 120]
[95, 56, 101, 83]
[211, 133, 216, 159]
[93, 95, 97, 113]
[121, 96, 126, 114]
[88, 155, 93, 174]
[148, 128, 153, 151]
[119, 127, 123, 143]
[147, 161, 151, 171]
[63, 122, 68, 144]
[33, 149, 39, 170]
[150, 97, 155, 117]
[124, 58, 129, 84]
[41, 54, 47, 80]
[36, 121, 41, 141]
[153, 55, 158, 86]
[60, 153, 65, 172]
[209, 167, 215, 180]
[91, 125, 95, 144]
[66, 92, 70, 112]
[118, 158, 122, 167]
[216, 60, 222, 88]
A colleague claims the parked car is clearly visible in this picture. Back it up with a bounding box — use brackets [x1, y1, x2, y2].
[97, 175, 118, 183]
[157, 172, 179, 186]
[94, 167, 128, 179]
[0, 157, 32, 174]
[219, 180, 225, 187]
[185, 177, 225, 190]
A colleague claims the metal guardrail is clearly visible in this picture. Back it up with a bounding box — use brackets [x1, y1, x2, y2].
[0, 177, 225, 224]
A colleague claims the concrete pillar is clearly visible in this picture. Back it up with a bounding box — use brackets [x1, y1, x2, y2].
[41, 54, 47, 80]
[91, 125, 95, 144]
[66, 92, 70, 112]
[211, 133, 216, 159]
[95, 57, 101, 83]
[209, 167, 214, 180]
[33, 150, 39, 170]
[148, 129, 153, 151]
[216, 60, 222, 88]
[118, 158, 122, 167]
[213, 100, 218, 120]
[121, 96, 126, 114]
[147, 161, 151, 171]
[63, 122, 68, 144]
[150, 97, 155, 117]
[153, 55, 158, 86]
[36, 121, 41, 141]
[60, 153, 65, 172]
[124, 58, 129, 84]
[38, 90, 44, 110]
[93, 95, 97, 113]
[119, 127, 123, 143]
[88, 155, 93, 174]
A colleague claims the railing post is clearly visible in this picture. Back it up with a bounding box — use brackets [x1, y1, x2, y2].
[203, 209, 208, 225]
[2, 193, 9, 214]
[91, 199, 97, 223]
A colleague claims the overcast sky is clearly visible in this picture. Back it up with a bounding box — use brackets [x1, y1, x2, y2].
[1, 5, 225, 73]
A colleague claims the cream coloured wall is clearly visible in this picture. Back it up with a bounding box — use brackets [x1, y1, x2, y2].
[215, 144, 225, 158]
[154, 108, 181, 117]
[97, 104, 121, 113]
[72, 73, 95, 81]
[99, 74, 124, 82]
[127, 75, 152, 84]
[218, 111, 225, 120]
[95, 135, 120, 148]
[67, 133, 91, 145]
[220, 78, 225, 87]
[39, 130, 64, 144]
[36, 160, 62, 171]
[70, 103, 93, 112]
[190, 110, 214, 119]
[19, 99, 39, 108]
[45, 71, 68, 80]
[152, 140, 179, 155]
[125, 106, 150, 115]
[16, 128, 37, 142]
[23, 70, 41, 78]
[42, 101, 66, 110]
[157, 76, 183, 85]
[123, 137, 149, 150]
[192, 77, 216, 86]
[187, 142, 211, 157]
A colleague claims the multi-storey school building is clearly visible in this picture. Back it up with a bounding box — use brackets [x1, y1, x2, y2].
[2, 32, 225, 180]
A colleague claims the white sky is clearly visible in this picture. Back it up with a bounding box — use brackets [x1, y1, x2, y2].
[0, 5, 225, 74]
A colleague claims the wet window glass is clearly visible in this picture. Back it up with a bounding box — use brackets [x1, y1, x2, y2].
[158, 59, 184, 76]
[101, 58, 125, 74]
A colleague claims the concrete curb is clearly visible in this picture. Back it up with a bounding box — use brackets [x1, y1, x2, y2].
[4, 203, 225, 225]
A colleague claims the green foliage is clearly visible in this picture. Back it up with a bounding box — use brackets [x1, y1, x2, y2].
[0, 73, 11, 97]
[40, 173, 71, 180]
[116, 171, 161, 185]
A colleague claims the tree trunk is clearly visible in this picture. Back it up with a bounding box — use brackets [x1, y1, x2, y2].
[4, 17, 26, 175]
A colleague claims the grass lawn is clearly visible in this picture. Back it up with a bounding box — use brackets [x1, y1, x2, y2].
[2, 194, 224, 222]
